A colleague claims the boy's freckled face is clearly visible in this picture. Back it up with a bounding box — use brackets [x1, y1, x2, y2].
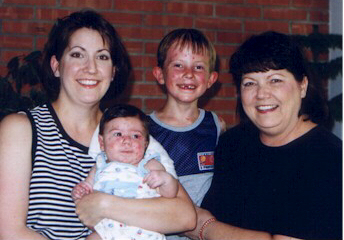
[160, 44, 217, 104]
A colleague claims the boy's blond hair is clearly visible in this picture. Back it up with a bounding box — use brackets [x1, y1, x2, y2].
[157, 28, 217, 72]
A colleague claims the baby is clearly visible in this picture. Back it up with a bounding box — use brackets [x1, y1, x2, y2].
[72, 104, 178, 240]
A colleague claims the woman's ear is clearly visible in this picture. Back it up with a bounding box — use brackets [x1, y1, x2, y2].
[50, 55, 60, 77]
[300, 76, 308, 98]
[152, 66, 165, 85]
[111, 66, 116, 81]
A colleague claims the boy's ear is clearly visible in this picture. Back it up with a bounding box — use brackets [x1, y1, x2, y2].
[207, 71, 218, 89]
[153, 66, 165, 85]
[98, 135, 105, 151]
[50, 55, 60, 77]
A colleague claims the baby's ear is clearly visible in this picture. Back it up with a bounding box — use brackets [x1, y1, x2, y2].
[152, 66, 165, 85]
[98, 135, 105, 151]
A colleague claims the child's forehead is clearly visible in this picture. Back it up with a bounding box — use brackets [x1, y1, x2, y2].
[170, 41, 209, 56]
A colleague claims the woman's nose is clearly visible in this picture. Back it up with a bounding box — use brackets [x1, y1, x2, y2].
[256, 84, 271, 99]
[84, 58, 97, 74]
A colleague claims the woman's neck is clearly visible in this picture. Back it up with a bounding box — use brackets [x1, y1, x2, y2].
[260, 117, 317, 147]
[51, 100, 102, 146]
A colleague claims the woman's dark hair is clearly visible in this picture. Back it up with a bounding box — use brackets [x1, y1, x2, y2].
[99, 104, 150, 142]
[229, 31, 331, 127]
[41, 9, 131, 102]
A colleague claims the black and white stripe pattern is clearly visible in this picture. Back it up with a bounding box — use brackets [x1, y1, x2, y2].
[26, 104, 94, 239]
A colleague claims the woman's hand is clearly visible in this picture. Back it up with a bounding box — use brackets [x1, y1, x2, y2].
[75, 183, 196, 234]
[184, 207, 215, 239]
[75, 190, 109, 228]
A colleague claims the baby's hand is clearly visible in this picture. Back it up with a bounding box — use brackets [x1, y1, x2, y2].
[143, 170, 168, 189]
[72, 181, 93, 201]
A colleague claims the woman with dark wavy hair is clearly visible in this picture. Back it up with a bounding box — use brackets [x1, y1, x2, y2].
[0, 10, 195, 240]
[186, 31, 341, 240]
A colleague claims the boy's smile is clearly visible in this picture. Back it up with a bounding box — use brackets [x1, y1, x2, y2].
[154, 43, 218, 105]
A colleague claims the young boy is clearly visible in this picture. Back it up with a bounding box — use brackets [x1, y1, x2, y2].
[72, 104, 178, 240]
[149, 29, 226, 239]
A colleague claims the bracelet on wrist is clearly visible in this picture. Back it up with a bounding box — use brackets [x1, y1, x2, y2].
[199, 217, 216, 240]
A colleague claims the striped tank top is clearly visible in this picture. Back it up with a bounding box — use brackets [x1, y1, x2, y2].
[26, 103, 94, 239]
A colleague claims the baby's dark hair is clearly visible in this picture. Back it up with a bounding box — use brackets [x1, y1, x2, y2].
[99, 104, 150, 142]
[157, 28, 216, 72]
[229, 31, 330, 127]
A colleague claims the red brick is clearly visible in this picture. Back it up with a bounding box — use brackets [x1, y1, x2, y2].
[214, 85, 236, 98]
[0, 7, 34, 20]
[292, 0, 328, 9]
[124, 41, 144, 54]
[196, 18, 242, 30]
[145, 97, 166, 112]
[60, 0, 112, 9]
[145, 42, 159, 54]
[2, 21, 53, 35]
[214, 45, 237, 59]
[0, 36, 33, 49]
[197, 0, 243, 3]
[309, 10, 329, 22]
[132, 69, 144, 82]
[131, 83, 164, 96]
[291, 23, 329, 35]
[102, 12, 142, 25]
[217, 31, 245, 44]
[247, 0, 290, 6]
[36, 8, 72, 20]
[167, 2, 213, 16]
[218, 72, 233, 84]
[200, 99, 236, 111]
[131, 55, 156, 68]
[216, 5, 261, 18]
[3, 0, 56, 5]
[117, 27, 165, 40]
[114, 0, 163, 12]
[36, 37, 47, 51]
[145, 71, 157, 82]
[245, 20, 289, 33]
[145, 15, 193, 28]
[1, 50, 31, 62]
[264, 8, 307, 20]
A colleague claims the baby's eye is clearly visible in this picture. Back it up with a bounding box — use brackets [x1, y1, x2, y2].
[131, 134, 143, 139]
[174, 63, 182, 68]
[113, 132, 122, 137]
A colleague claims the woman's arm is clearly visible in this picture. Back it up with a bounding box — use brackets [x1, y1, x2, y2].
[75, 182, 196, 234]
[0, 114, 47, 240]
[185, 207, 301, 240]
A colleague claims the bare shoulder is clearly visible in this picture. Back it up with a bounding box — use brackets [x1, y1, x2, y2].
[145, 159, 166, 171]
[0, 113, 32, 148]
[0, 112, 31, 134]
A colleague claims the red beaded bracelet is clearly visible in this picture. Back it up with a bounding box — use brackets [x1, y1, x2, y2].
[198, 217, 216, 240]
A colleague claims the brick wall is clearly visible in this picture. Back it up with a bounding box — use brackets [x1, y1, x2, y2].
[0, 0, 329, 127]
